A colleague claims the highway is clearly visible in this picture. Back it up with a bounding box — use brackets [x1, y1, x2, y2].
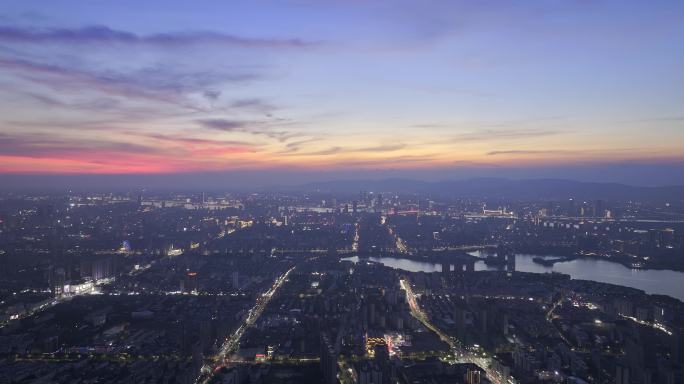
[399, 278, 511, 384]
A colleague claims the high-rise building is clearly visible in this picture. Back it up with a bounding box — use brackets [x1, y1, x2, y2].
[595, 199, 604, 218]
[567, 198, 576, 217]
[320, 333, 338, 384]
[182, 272, 198, 294]
[466, 368, 482, 384]
[82, 257, 116, 282]
[51, 267, 66, 296]
[0, 251, 6, 279]
[615, 360, 630, 384]
[357, 361, 383, 384]
[232, 271, 239, 290]
[507, 253, 516, 272]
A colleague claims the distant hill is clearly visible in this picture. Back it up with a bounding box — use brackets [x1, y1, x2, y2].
[285, 178, 684, 201]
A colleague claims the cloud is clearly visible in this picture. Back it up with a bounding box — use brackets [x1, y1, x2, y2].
[279, 138, 322, 153]
[279, 142, 405, 156]
[0, 26, 306, 119]
[229, 98, 279, 116]
[410, 123, 443, 128]
[453, 129, 561, 142]
[620, 116, 684, 124]
[0, 58, 257, 110]
[452, 160, 500, 168]
[487, 150, 555, 156]
[20, 91, 124, 112]
[486, 148, 641, 157]
[130, 132, 255, 148]
[23, 92, 65, 107]
[0, 25, 317, 48]
[203, 90, 221, 101]
[0, 130, 258, 173]
[231, 98, 274, 109]
[197, 118, 300, 141]
[353, 143, 405, 153]
[0, 132, 161, 158]
[304, 147, 343, 156]
[197, 119, 248, 132]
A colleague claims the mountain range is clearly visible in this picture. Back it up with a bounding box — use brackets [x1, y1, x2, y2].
[287, 178, 684, 201]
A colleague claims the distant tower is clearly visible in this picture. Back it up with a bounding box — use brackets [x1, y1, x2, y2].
[567, 198, 576, 217]
[595, 200, 604, 218]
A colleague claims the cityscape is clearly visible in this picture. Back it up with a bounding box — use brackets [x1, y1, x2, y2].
[0, 189, 683, 383]
[1, 1, 684, 384]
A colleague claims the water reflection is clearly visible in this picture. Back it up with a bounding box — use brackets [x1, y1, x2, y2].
[342, 252, 684, 301]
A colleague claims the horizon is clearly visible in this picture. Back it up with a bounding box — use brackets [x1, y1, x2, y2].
[3, 173, 684, 195]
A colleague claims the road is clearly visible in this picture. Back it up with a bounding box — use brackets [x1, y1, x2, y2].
[546, 296, 573, 346]
[197, 266, 295, 383]
[399, 278, 510, 384]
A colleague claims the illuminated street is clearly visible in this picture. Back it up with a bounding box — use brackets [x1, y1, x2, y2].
[400, 278, 508, 384]
[197, 267, 295, 383]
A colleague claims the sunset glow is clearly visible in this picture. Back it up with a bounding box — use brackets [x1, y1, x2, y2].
[1, 0, 683, 185]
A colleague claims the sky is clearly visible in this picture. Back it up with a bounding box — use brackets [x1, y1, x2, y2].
[0, 0, 683, 187]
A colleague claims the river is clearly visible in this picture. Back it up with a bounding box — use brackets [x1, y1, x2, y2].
[342, 252, 684, 301]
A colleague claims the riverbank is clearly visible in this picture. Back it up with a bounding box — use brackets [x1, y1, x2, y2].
[475, 246, 684, 273]
[342, 254, 684, 301]
[528, 252, 684, 273]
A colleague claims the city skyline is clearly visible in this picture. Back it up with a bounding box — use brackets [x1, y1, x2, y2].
[1, 0, 684, 186]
